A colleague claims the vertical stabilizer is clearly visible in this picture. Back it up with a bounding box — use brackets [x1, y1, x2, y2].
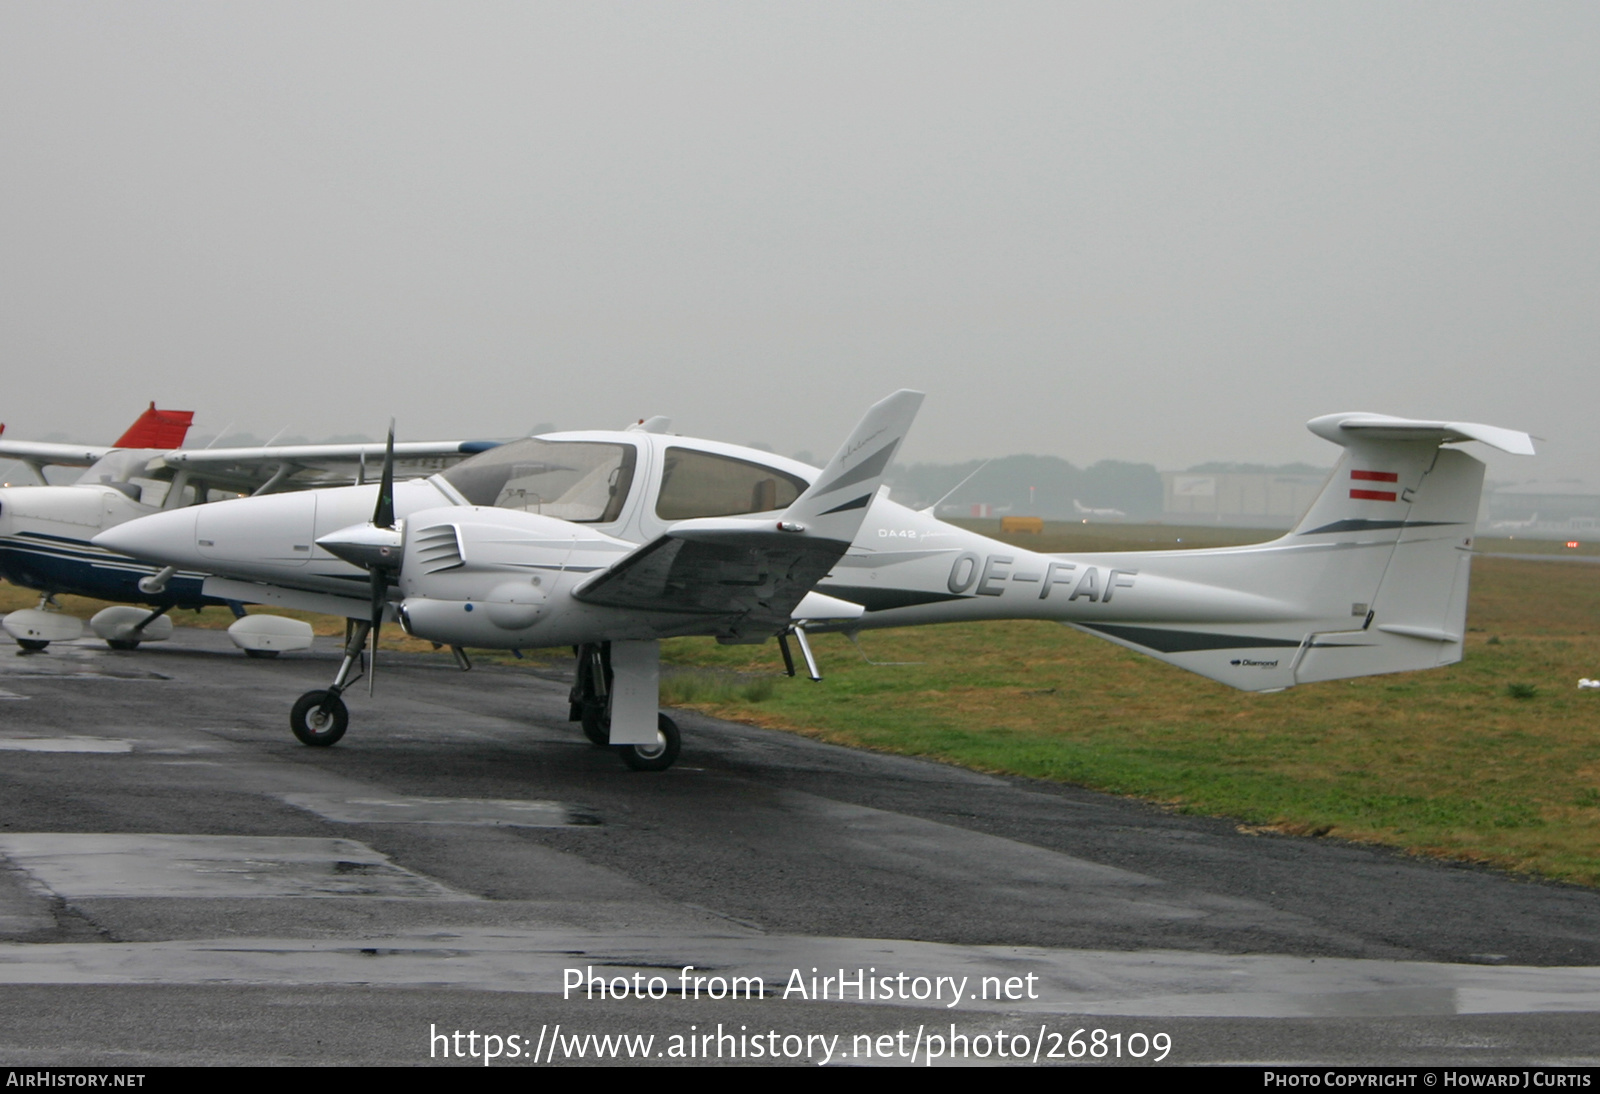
[784, 389, 924, 543]
[1292, 447, 1483, 683]
[1055, 412, 1530, 691]
[115, 403, 195, 450]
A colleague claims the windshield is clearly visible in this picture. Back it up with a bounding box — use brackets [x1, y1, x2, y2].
[439, 438, 637, 522]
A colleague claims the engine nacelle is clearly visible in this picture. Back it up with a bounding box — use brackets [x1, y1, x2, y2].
[396, 506, 633, 648]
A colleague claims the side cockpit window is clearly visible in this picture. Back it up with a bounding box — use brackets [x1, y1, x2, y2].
[655, 447, 808, 521]
[440, 439, 636, 523]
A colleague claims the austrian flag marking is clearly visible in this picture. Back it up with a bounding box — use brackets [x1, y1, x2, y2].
[1350, 469, 1398, 502]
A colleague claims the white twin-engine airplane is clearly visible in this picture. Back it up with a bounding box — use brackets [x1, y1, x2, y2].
[0, 403, 498, 652]
[95, 392, 1533, 773]
[1072, 499, 1128, 520]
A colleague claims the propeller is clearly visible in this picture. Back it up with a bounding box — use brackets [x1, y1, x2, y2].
[310, 423, 404, 696]
[367, 421, 396, 694]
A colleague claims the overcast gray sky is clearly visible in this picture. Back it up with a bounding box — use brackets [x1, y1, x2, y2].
[1, 2, 1594, 484]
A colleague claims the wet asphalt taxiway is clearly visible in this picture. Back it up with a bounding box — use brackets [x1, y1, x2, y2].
[1, 627, 1598, 1066]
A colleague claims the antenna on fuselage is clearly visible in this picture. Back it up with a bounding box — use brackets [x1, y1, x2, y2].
[921, 460, 991, 515]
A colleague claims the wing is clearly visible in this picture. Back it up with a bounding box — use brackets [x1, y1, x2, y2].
[0, 440, 111, 469]
[572, 390, 923, 641]
[146, 440, 502, 494]
[0, 404, 195, 476]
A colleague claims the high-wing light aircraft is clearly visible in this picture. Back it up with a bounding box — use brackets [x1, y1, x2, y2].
[96, 394, 1532, 773]
[0, 404, 498, 652]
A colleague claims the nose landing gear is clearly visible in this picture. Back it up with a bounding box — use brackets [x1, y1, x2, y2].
[289, 619, 368, 747]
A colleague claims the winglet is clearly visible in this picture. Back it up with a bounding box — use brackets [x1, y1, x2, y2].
[783, 389, 923, 542]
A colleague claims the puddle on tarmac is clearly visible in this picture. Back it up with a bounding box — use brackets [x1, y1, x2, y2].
[0, 834, 468, 900]
[0, 737, 135, 753]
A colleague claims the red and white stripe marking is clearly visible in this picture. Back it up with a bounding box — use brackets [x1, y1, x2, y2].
[1350, 470, 1398, 502]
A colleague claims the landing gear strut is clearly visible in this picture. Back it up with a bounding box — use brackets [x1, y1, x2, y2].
[289, 619, 369, 747]
[106, 604, 173, 651]
[572, 642, 613, 746]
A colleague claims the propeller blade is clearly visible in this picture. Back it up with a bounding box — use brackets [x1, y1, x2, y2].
[368, 567, 385, 696]
[364, 420, 397, 695]
[373, 419, 396, 530]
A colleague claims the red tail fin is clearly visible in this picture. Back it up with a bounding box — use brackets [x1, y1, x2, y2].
[114, 403, 195, 449]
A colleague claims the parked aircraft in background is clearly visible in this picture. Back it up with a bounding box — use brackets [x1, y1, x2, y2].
[1489, 512, 1539, 532]
[0, 404, 498, 652]
[1, 403, 196, 483]
[1072, 499, 1128, 520]
[97, 398, 1532, 773]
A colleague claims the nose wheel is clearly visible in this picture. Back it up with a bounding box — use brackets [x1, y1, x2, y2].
[290, 690, 349, 746]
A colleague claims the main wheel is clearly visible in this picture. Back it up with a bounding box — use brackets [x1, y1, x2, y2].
[16, 639, 48, 652]
[618, 713, 680, 772]
[290, 690, 348, 747]
[579, 698, 610, 746]
[244, 649, 280, 659]
[106, 639, 139, 651]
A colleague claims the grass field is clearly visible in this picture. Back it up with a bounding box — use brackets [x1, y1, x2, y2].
[5, 522, 1598, 883]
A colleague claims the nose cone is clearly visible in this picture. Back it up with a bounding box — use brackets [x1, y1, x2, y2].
[92, 507, 200, 567]
[316, 521, 403, 570]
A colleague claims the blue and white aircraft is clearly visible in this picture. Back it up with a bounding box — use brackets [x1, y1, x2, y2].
[0, 405, 497, 652]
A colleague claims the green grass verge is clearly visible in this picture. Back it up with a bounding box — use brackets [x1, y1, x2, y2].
[659, 555, 1600, 885]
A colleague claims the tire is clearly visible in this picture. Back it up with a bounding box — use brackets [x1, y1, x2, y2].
[106, 639, 139, 651]
[579, 698, 610, 746]
[244, 649, 280, 659]
[618, 713, 681, 772]
[16, 639, 48, 652]
[290, 690, 348, 747]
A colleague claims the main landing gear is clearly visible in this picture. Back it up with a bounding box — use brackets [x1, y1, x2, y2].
[571, 641, 682, 772]
[286, 631, 682, 771]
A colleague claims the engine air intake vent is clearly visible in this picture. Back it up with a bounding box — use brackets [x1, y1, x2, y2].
[414, 524, 464, 573]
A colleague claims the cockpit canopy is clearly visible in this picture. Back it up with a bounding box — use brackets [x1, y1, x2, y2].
[436, 436, 813, 526]
[438, 439, 637, 522]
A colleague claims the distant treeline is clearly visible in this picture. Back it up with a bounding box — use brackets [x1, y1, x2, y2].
[880, 457, 1334, 520]
[1184, 461, 1328, 475]
[883, 455, 1164, 520]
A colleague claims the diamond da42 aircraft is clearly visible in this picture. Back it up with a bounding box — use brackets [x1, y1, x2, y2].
[0, 403, 496, 653]
[95, 392, 1533, 772]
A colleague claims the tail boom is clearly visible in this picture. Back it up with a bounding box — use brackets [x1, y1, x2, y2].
[818, 413, 1528, 693]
